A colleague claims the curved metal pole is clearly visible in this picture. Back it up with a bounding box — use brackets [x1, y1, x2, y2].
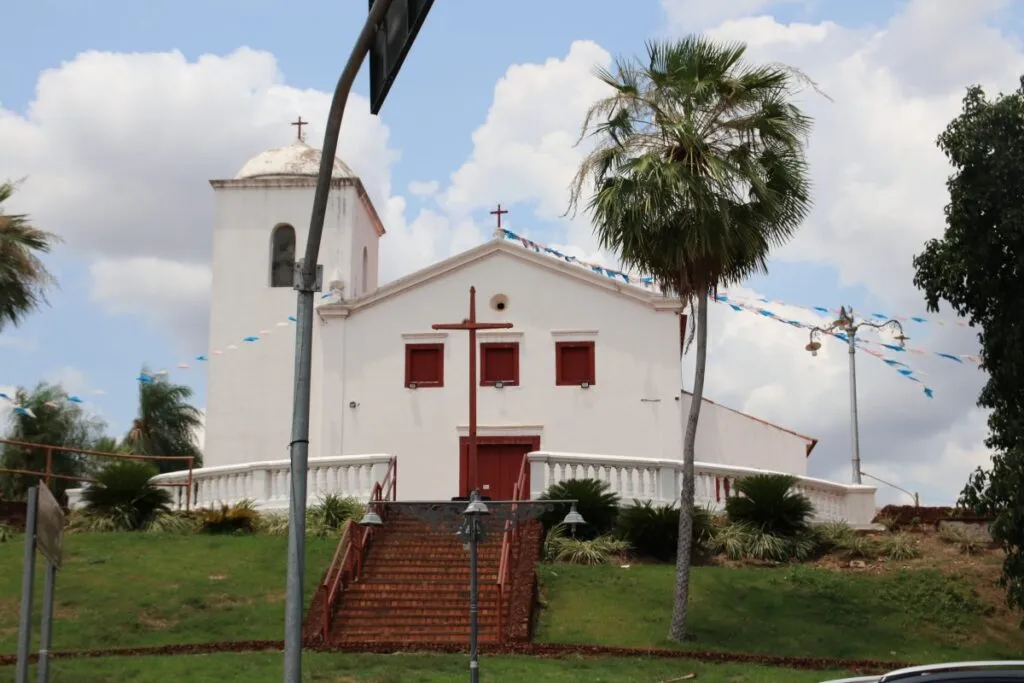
[283, 2, 397, 681]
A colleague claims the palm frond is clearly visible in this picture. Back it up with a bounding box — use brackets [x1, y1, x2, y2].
[0, 180, 61, 331]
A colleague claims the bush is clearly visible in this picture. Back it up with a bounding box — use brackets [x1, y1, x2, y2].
[811, 521, 856, 551]
[201, 500, 259, 534]
[710, 522, 819, 562]
[80, 460, 172, 531]
[544, 524, 629, 565]
[255, 512, 289, 535]
[617, 501, 715, 562]
[540, 479, 620, 540]
[939, 525, 989, 555]
[725, 474, 814, 537]
[144, 511, 202, 535]
[0, 522, 11, 542]
[307, 494, 364, 537]
[879, 532, 920, 561]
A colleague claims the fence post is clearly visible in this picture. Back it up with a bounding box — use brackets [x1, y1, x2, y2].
[44, 447, 53, 490]
[186, 457, 194, 512]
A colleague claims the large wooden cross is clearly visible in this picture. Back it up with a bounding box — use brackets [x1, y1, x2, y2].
[432, 286, 513, 495]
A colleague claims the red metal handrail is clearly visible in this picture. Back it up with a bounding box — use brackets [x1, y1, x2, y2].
[0, 438, 195, 509]
[320, 456, 397, 639]
[495, 452, 530, 643]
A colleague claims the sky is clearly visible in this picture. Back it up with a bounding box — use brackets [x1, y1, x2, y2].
[1, 0, 1018, 505]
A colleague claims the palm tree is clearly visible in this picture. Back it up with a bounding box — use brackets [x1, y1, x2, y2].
[0, 382, 107, 501]
[569, 37, 814, 640]
[123, 367, 204, 474]
[0, 180, 61, 331]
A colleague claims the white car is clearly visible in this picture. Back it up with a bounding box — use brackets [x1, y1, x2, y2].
[821, 661, 1024, 682]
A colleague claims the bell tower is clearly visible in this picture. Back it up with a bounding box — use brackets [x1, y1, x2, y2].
[202, 120, 386, 468]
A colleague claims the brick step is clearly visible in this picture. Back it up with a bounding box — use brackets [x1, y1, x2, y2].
[360, 562, 499, 573]
[341, 594, 502, 606]
[364, 548, 503, 557]
[339, 601, 503, 613]
[342, 591, 500, 603]
[360, 573, 499, 581]
[373, 540, 503, 551]
[346, 581, 501, 592]
[337, 605, 505, 618]
[331, 632, 503, 645]
[331, 610, 499, 622]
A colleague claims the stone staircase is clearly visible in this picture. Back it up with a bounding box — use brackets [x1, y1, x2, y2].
[307, 506, 543, 646]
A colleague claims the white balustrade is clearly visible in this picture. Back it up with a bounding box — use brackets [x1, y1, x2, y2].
[66, 454, 395, 512]
[528, 451, 878, 528]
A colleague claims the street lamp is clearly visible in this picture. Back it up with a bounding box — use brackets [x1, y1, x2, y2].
[360, 491, 585, 682]
[806, 306, 908, 485]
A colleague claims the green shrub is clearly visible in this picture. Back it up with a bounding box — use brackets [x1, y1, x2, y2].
[544, 524, 629, 565]
[540, 479, 620, 540]
[80, 460, 172, 531]
[938, 525, 988, 555]
[616, 501, 714, 562]
[201, 500, 259, 534]
[144, 511, 202, 534]
[255, 512, 289, 535]
[307, 494, 364, 537]
[725, 474, 815, 537]
[812, 521, 856, 551]
[709, 522, 819, 562]
[0, 522, 12, 542]
[879, 532, 920, 561]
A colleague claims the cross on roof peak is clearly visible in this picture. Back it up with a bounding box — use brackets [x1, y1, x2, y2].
[291, 117, 308, 142]
[490, 203, 508, 229]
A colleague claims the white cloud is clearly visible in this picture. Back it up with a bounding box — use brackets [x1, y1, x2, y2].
[89, 257, 212, 352]
[407, 180, 439, 197]
[661, 0, 807, 31]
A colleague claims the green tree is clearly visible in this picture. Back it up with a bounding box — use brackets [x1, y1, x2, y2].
[0, 382, 107, 501]
[0, 180, 61, 331]
[569, 37, 813, 640]
[123, 367, 203, 473]
[912, 78, 1024, 624]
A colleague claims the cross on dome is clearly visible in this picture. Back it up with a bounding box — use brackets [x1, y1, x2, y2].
[291, 116, 308, 142]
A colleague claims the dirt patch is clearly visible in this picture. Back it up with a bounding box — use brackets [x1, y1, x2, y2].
[264, 591, 286, 604]
[138, 611, 178, 631]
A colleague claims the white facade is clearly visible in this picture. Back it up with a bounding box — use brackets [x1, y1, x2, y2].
[193, 138, 855, 509]
[202, 139, 384, 470]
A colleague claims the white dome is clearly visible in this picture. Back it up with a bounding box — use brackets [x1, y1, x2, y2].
[234, 139, 354, 180]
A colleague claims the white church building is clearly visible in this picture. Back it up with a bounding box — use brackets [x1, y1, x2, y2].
[142, 133, 877, 526]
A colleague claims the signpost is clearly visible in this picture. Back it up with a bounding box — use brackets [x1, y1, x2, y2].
[16, 483, 65, 683]
[282, 1, 434, 681]
[368, 0, 434, 115]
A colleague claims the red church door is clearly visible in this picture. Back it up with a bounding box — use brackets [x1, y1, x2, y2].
[459, 436, 538, 500]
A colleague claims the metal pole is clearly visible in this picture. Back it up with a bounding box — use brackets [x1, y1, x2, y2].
[37, 560, 56, 683]
[846, 325, 863, 485]
[468, 516, 480, 683]
[282, 1, 397, 681]
[16, 486, 39, 683]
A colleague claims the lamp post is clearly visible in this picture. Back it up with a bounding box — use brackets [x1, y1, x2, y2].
[805, 306, 908, 485]
[360, 492, 585, 682]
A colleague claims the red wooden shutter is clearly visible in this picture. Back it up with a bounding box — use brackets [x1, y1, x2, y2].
[555, 342, 595, 385]
[405, 343, 444, 387]
[481, 343, 519, 385]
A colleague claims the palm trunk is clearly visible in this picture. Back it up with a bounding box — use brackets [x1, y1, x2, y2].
[669, 288, 709, 642]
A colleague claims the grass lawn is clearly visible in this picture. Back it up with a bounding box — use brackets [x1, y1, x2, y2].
[0, 652, 849, 682]
[0, 531, 1020, 675]
[0, 533, 335, 651]
[535, 563, 1024, 662]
